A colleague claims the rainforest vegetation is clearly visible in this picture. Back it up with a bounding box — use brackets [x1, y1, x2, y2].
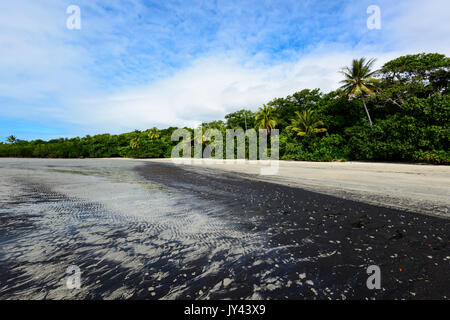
[1, 53, 449, 164]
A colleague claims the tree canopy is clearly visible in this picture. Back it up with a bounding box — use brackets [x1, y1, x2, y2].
[1, 53, 449, 164]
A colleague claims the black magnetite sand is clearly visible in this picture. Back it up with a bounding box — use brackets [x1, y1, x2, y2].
[0, 159, 448, 300]
[135, 162, 450, 299]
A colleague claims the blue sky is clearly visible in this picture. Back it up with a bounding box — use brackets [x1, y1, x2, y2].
[1, 0, 449, 141]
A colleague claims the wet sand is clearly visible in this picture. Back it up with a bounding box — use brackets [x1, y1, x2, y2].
[138, 159, 450, 218]
[0, 158, 449, 299]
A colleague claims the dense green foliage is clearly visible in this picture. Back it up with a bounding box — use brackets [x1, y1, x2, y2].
[1, 53, 449, 164]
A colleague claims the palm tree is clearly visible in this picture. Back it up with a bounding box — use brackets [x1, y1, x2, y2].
[129, 137, 140, 150]
[147, 127, 160, 140]
[286, 109, 327, 136]
[129, 130, 141, 149]
[255, 104, 277, 133]
[339, 58, 380, 127]
[187, 126, 205, 145]
[6, 135, 16, 143]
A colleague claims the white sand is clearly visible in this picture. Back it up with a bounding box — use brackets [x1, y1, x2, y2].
[135, 159, 450, 218]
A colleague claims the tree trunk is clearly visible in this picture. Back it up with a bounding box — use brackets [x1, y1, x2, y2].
[362, 100, 373, 127]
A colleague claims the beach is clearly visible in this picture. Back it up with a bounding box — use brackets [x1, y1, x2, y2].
[0, 158, 449, 299]
[140, 159, 450, 217]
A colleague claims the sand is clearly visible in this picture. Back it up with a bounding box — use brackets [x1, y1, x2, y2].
[136, 159, 450, 218]
[0, 158, 448, 300]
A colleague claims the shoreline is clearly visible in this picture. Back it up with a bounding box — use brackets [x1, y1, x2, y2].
[136, 158, 450, 218]
[2, 156, 449, 167]
[0, 158, 449, 299]
[3, 157, 449, 217]
[134, 161, 450, 299]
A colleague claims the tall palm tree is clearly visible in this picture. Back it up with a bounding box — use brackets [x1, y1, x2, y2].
[129, 137, 140, 150]
[6, 135, 16, 143]
[286, 109, 327, 136]
[339, 58, 380, 127]
[147, 127, 160, 140]
[129, 130, 141, 149]
[255, 104, 277, 133]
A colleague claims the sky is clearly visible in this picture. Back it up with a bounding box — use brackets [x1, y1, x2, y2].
[0, 0, 449, 141]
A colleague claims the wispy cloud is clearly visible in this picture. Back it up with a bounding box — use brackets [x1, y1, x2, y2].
[0, 0, 449, 139]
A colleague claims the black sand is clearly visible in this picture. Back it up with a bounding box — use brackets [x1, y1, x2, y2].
[135, 162, 450, 299]
[0, 159, 448, 300]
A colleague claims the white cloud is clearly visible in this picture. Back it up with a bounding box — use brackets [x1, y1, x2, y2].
[0, 0, 95, 105]
[385, 0, 450, 55]
[71, 49, 402, 131]
[1, 0, 449, 138]
[66, 0, 450, 133]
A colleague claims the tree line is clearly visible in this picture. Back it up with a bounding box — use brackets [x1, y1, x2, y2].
[1, 53, 449, 164]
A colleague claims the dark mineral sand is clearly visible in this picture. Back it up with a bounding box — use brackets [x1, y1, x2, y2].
[135, 162, 450, 300]
[0, 160, 448, 300]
